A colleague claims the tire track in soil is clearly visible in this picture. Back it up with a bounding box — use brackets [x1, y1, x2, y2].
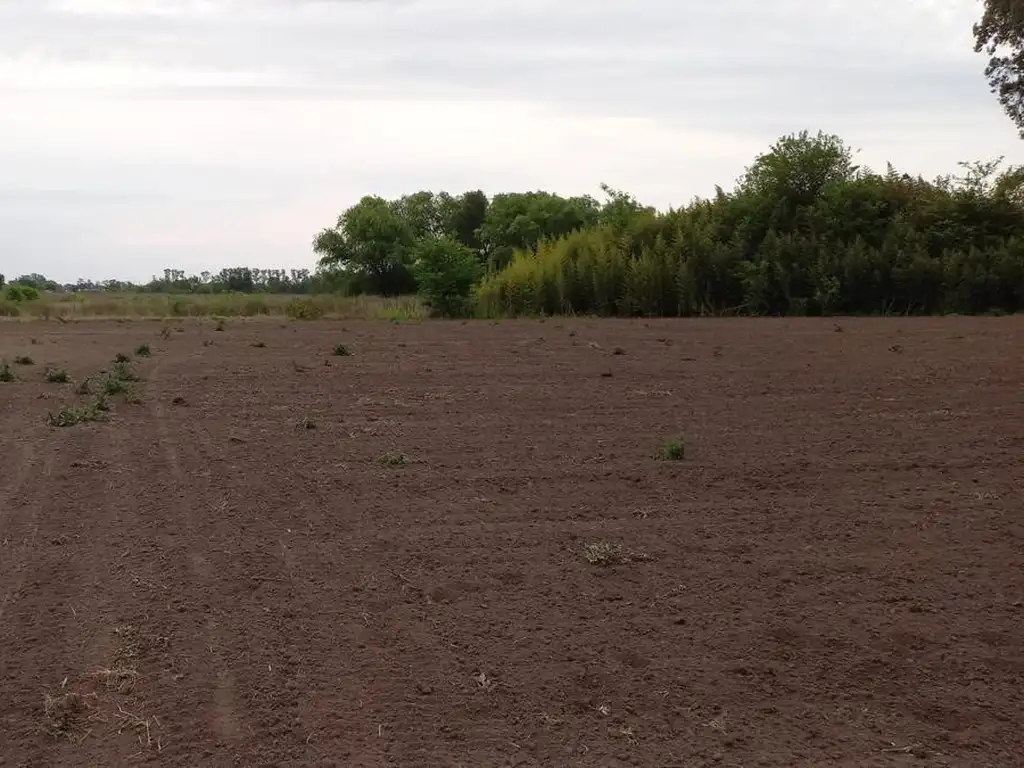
[143, 357, 251, 757]
[6, 345, 285, 766]
[146, 342, 410, 765]
[143, 351, 356, 765]
[0, 438, 36, 510]
[0, 441, 50, 625]
[0, 400, 182, 766]
[0, 394, 48, 597]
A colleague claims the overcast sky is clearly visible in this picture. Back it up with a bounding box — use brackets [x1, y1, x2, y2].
[0, 0, 1017, 283]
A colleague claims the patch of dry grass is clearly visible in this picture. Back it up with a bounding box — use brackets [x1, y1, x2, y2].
[42, 692, 97, 742]
[0, 292, 426, 321]
[582, 541, 653, 566]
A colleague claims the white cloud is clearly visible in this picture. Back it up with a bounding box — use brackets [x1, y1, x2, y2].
[0, 0, 1015, 282]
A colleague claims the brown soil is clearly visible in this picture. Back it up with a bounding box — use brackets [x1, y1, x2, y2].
[1, 317, 1022, 767]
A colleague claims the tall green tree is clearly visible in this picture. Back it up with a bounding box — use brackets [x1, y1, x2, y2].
[737, 130, 857, 210]
[447, 190, 489, 252]
[597, 183, 657, 233]
[313, 195, 417, 295]
[391, 191, 451, 240]
[975, 0, 1024, 137]
[476, 191, 601, 269]
[731, 130, 858, 254]
[12, 273, 59, 292]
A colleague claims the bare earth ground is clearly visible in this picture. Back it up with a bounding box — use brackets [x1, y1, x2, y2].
[0, 317, 1022, 767]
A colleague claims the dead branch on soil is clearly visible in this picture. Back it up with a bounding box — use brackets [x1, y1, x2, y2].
[387, 567, 425, 595]
[114, 702, 160, 752]
[881, 742, 922, 754]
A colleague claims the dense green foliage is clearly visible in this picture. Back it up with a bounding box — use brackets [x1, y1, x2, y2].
[305, 131, 1024, 317]
[412, 237, 481, 317]
[975, 0, 1024, 137]
[6, 283, 41, 302]
[312, 188, 611, 294]
[311, 184, 659, 309]
[477, 133, 1024, 316]
[9, 273, 59, 292]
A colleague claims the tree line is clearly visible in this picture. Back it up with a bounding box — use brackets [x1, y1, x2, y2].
[2, 268, 334, 298]
[311, 187, 628, 297]
[13, 129, 1021, 317]
[311, 131, 1024, 317]
[139, 268, 334, 294]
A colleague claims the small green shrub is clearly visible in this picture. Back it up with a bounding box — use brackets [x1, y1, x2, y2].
[5, 284, 40, 302]
[134, 343, 151, 357]
[412, 236, 481, 317]
[101, 375, 129, 396]
[47, 402, 107, 427]
[45, 368, 70, 383]
[332, 343, 351, 357]
[0, 361, 14, 382]
[284, 298, 325, 320]
[101, 361, 139, 397]
[47, 407, 84, 427]
[377, 452, 409, 466]
[655, 438, 685, 461]
[114, 352, 131, 363]
[252, 341, 266, 348]
[100, 369, 139, 402]
[13, 355, 34, 365]
[110, 361, 140, 382]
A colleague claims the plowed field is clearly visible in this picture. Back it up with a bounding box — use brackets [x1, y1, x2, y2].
[1, 317, 1021, 767]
